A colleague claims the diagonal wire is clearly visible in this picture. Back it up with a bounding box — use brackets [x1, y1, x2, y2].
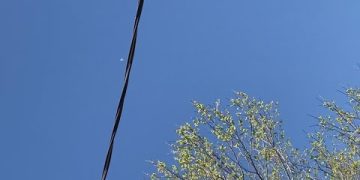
[101, 0, 144, 179]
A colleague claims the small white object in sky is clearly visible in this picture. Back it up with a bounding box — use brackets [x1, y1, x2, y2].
[120, 58, 125, 62]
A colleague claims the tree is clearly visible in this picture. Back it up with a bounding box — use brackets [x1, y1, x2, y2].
[149, 88, 360, 179]
[308, 88, 360, 179]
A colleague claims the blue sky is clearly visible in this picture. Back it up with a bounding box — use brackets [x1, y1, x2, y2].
[1, 0, 360, 179]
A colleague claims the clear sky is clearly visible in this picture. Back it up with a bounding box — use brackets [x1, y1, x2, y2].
[1, 0, 360, 179]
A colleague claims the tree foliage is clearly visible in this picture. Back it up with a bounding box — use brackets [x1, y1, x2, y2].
[309, 88, 360, 179]
[150, 88, 360, 180]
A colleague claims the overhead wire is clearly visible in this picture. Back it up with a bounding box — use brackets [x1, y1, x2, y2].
[101, 0, 144, 179]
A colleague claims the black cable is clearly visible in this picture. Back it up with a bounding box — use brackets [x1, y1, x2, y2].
[101, 0, 144, 179]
